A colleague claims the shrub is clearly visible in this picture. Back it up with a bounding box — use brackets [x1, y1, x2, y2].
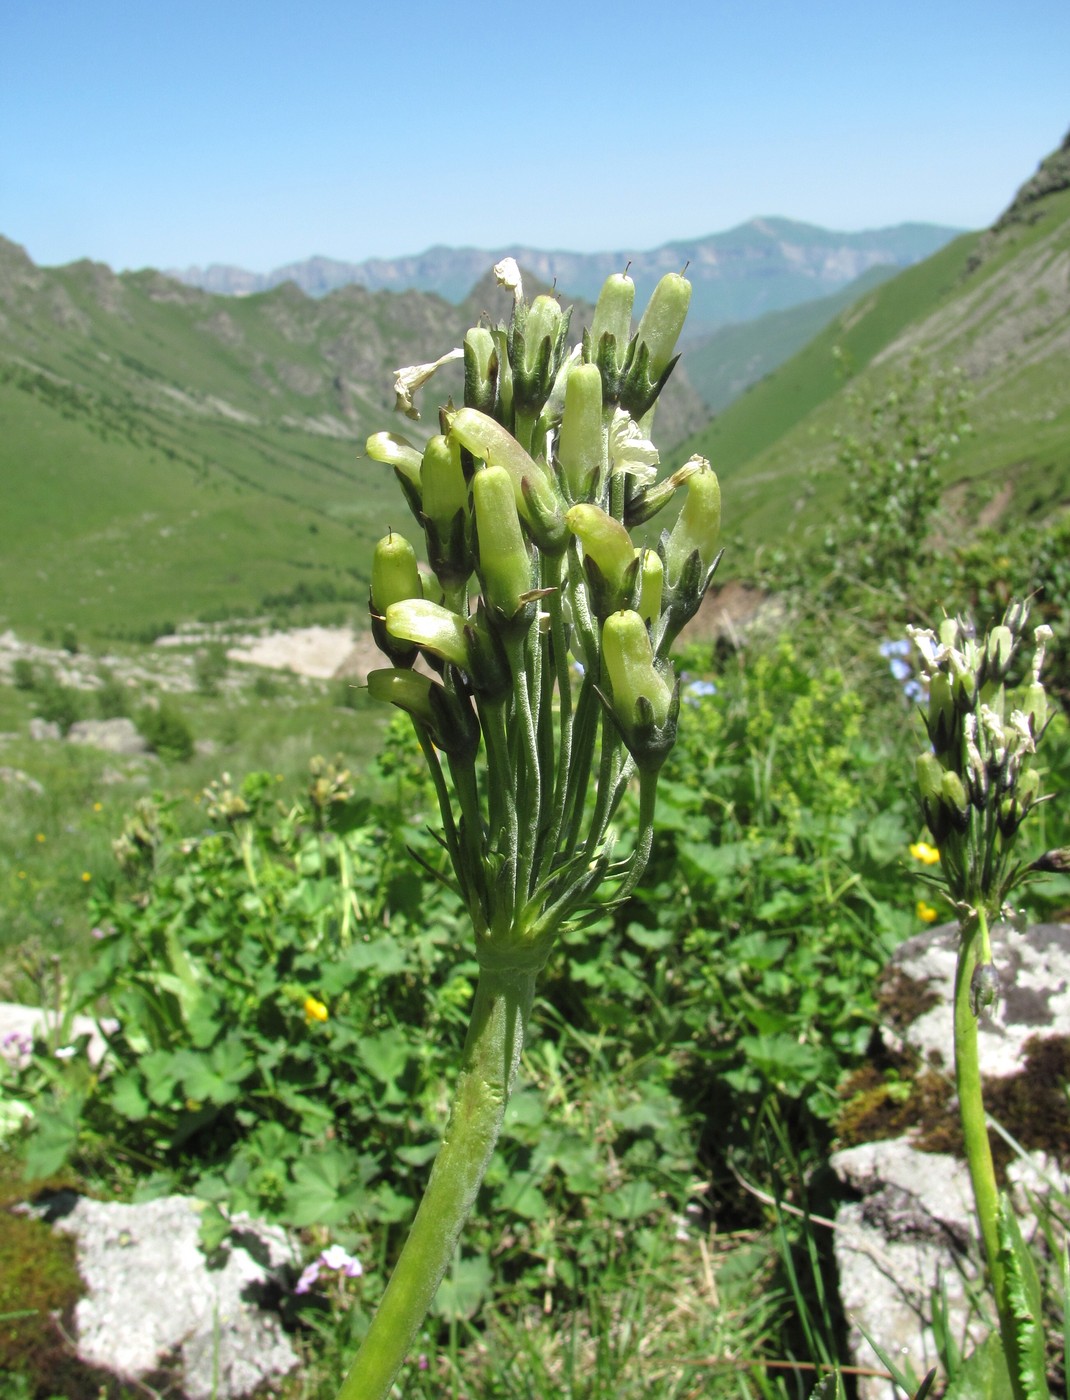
[194, 642, 229, 696]
[32, 673, 84, 735]
[95, 670, 131, 719]
[136, 701, 194, 761]
[11, 659, 35, 691]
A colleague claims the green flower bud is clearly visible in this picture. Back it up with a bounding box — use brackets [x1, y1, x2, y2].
[472, 466, 534, 623]
[915, 752, 944, 803]
[591, 274, 635, 358]
[1021, 681, 1049, 735]
[926, 673, 955, 756]
[366, 668, 479, 760]
[512, 294, 571, 422]
[419, 435, 471, 591]
[602, 610, 672, 729]
[521, 295, 565, 378]
[463, 327, 498, 415]
[566, 504, 637, 616]
[366, 431, 423, 520]
[601, 610, 678, 772]
[386, 599, 470, 671]
[366, 432, 422, 490]
[370, 532, 422, 666]
[558, 364, 606, 501]
[915, 750, 951, 841]
[447, 407, 564, 549]
[940, 769, 969, 817]
[664, 462, 721, 588]
[985, 625, 1014, 681]
[634, 273, 691, 382]
[367, 667, 437, 727]
[636, 549, 663, 626]
[421, 435, 467, 528]
[420, 567, 446, 606]
[1017, 767, 1041, 809]
[588, 273, 635, 380]
[371, 532, 421, 614]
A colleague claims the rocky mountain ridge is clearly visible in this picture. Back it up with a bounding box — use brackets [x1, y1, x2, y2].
[168, 217, 963, 339]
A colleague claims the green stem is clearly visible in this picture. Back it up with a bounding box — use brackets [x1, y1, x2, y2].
[954, 908, 1026, 1399]
[336, 963, 537, 1400]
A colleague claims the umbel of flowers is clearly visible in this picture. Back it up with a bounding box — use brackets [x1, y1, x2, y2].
[340, 262, 721, 1400]
[909, 603, 1056, 1399]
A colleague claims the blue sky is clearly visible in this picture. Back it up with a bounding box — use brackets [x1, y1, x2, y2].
[2, 0, 1068, 273]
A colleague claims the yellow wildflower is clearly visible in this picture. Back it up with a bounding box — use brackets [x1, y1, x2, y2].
[81, 871, 92, 883]
[93, 801, 103, 812]
[916, 900, 939, 923]
[909, 841, 941, 865]
[35, 833, 46, 843]
[304, 996, 329, 1024]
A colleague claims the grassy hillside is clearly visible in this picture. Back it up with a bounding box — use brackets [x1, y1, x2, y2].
[0, 246, 706, 640]
[683, 264, 896, 414]
[675, 138, 1070, 563]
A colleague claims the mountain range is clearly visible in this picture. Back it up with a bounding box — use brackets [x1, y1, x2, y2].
[169, 219, 962, 341]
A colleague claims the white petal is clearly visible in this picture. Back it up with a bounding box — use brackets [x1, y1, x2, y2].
[393, 348, 463, 420]
[494, 257, 524, 304]
[608, 407, 659, 485]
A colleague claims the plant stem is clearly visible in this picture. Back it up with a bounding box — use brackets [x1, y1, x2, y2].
[335, 963, 537, 1400]
[953, 909, 1026, 1400]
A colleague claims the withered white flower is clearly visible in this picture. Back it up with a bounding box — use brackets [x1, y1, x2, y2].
[906, 625, 949, 675]
[393, 348, 463, 421]
[1007, 709, 1036, 754]
[493, 257, 524, 305]
[608, 408, 659, 485]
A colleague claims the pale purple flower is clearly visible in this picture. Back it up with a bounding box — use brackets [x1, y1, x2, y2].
[294, 1244, 363, 1295]
[320, 1244, 363, 1278]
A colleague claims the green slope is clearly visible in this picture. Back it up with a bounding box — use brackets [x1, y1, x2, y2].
[673, 138, 1070, 563]
[684, 264, 897, 414]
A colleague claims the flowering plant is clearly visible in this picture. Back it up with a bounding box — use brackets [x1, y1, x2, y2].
[341, 262, 721, 1399]
[910, 603, 1059, 1399]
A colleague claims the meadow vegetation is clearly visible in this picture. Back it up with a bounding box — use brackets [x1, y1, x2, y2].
[2, 464, 1069, 1396]
[2, 142, 1070, 1394]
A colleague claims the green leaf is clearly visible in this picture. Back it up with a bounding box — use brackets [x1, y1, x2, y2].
[502, 1089, 546, 1138]
[319, 936, 409, 995]
[23, 1094, 85, 1178]
[997, 1194, 1050, 1398]
[395, 1140, 440, 1167]
[285, 1147, 366, 1227]
[140, 1048, 180, 1106]
[108, 1073, 150, 1121]
[197, 1202, 231, 1256]
[604, 1179, 658, 1220]
[625, 921, 675, 950]
[358, 1029, 411, 1086]
[496, 1176, 549, 1221]
[432, 1253, 492, 1321]
[943, 1333, 1013, 1399]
